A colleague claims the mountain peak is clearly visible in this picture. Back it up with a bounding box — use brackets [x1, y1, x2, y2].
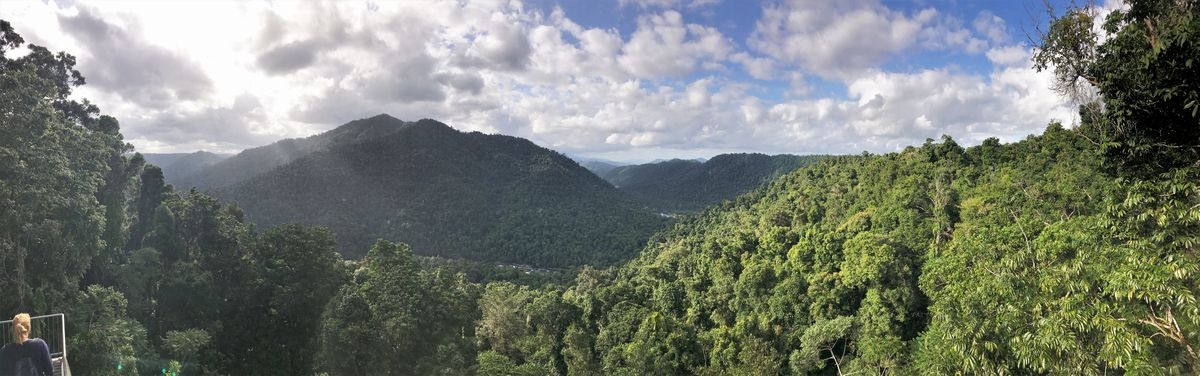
[367, 113, 399, 122]
[342, 113, 406, 129]
[414, 118, 453, 129]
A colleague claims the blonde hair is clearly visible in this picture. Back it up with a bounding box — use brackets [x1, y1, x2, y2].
[11, 313, 30, 344]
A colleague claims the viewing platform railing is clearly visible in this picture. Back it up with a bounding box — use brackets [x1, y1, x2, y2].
[0, 313, 71, 376]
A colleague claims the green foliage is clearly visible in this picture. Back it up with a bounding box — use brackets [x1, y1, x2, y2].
[476, 351, 549, 376]
[793, 316, 853, 373]
[1036, 0, 1200, 175]
[162, 329, 210, 364]
[0, 20, 114, 313]
[509, 122, 1200, 374]
[127, 164, 168, 251]
[226, 224, 347, 375]
[317, 240, 479, 376]
[67, 286, 147, 376]
[474, 281, 579, 375]
[416, 256, 575, 287]
[477, 282, 536, 359]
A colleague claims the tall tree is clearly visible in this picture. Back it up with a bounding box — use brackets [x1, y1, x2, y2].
[0, 19, 111, 313]
[317, 240, 478, 376]
[1035, 0, 1200, 175]
[128, 163, 168, 251]
[229, 224, 346, 375]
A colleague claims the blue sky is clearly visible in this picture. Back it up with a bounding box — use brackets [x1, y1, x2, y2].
[2, 0, 1088, 162]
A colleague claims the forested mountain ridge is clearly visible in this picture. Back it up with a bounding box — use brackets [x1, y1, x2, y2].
[2, 0, 1197, 374]
[601, 153, 827, 212]
[173, 114, 414, 190]
[142, 151, 228, 186]
[212, 117, 664, 266]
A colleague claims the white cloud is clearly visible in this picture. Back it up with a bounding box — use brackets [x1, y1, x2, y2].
[56, 6, 214, 109]
[920, 10, 989, 54]
[730, 52, 775, 80]
[685, 78, 713, 107]
[617, 11, 732, 79]
[973, 10, 1009, 44]
[1, 0, 1075, 160]
[749, 1, 927, 79]
[476, 19, 532, 70]
[833, 62, 1073, 147]
[618, 0, 722, 9]
[748, 1, 994, 80]
[986, 45, 1030, 66]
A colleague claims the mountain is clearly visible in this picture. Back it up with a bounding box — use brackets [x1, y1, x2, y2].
[570, 156, 627, 177]
[141, 152, 194, 168]
[174, 114, 414, 190]
[142, 151, 230, 186]
[601, 153, 827, 212]
[212, 116, 665, 267]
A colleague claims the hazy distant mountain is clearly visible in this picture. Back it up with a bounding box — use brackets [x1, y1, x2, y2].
[568, 155, 628, 177]
[648, 157, 706, 164]
[142, 151, 230, 186]
[602, 153, 827, 212]
[141, 152, 193, 168]
[174, 114, 414, 190]
[577, 160, 624, 177]
[212, 115, 664, 267]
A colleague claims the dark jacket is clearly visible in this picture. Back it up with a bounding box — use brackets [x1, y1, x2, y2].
[0, 338, 53, 376]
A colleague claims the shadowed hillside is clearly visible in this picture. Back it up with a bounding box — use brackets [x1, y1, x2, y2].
[602, 153, 828, 212]
[213, 116, 666, 267]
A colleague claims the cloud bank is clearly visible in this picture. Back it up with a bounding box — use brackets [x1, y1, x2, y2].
[2, 0, 1074, 161]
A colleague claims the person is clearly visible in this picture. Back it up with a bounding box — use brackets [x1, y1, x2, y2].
[0, 313, 53, 376]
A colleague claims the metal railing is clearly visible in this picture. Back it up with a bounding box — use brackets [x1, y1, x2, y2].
[0, 313, 70, 376]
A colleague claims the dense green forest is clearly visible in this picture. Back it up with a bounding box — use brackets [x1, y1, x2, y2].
[602, 154, 827, 213]
[0, 0, 1197, 374]
[211, 116, 665, 267]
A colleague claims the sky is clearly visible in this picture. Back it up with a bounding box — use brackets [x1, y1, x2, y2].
[3, 0, 1092, 162]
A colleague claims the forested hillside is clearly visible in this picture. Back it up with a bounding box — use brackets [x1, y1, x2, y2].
[462, 128, 1140, 374]
[602, 154, 826, 213]
[447, 1, 1200, 373]
[212, 117, 664, 267]
[0, 0, 1196, 374]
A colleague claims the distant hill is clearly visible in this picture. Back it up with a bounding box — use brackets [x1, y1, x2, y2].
[602, 153, 827, 212]
[174, 114, 414, 190]
[212, 115, 665, 267]
[576, 159, 625, 177]
[142, 151, 230, 186]
[141, 152, 194, 168]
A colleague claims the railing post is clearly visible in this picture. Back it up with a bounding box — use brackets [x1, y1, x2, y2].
[57, 313, 66, 361]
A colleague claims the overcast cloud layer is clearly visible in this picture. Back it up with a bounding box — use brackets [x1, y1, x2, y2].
[3, 0, 1080, 162]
